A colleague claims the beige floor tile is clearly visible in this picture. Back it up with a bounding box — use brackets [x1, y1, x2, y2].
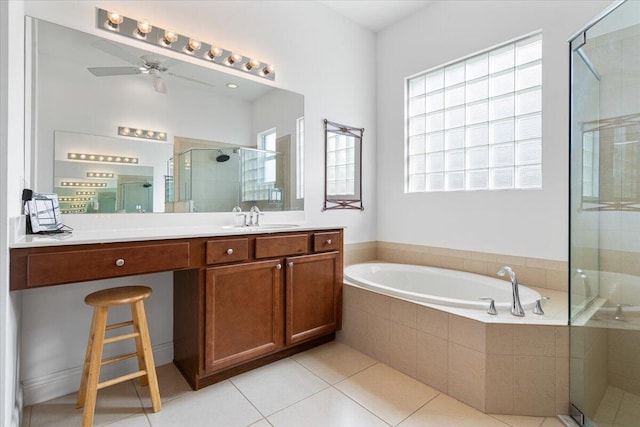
[539, 417, 565, 426]
[335, 363, 438, 425]
[247, 419, 272, 427]
[103, 413, 151, 426]
[230, 358, 329, 416]
[489, 413, 544, 426]
[146, 380, 262, 427]
[29, 380, 143, 427]
[22, 406, 30, 427]
[292, 341, 376, 385]
[267, 387, 388, 427]
[397, 394, 506, 427]
[135, 363, 193, 407]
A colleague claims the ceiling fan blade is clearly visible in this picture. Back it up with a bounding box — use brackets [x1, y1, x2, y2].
[91, 39, 143, 65]
[167, 72, 216, 88]
[152, 76, 167, 94]
[88, 66, 141, 77]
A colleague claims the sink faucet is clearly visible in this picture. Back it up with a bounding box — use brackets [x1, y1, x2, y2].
[497, 266, 525, 317]
[249, 206, 263, 226]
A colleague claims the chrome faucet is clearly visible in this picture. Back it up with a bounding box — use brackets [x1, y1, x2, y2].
[497, 266, 525, 317]
[249, 206, 263, 226]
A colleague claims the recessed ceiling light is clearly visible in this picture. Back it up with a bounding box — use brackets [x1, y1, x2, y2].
[226, 83, 239, 89]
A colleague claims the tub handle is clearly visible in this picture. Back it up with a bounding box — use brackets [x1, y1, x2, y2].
[533, 296, 550, 315]
[480, 297, 498, 315]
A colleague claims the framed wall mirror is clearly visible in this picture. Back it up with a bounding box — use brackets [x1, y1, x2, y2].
[323, 119, 363, 211]
[26, 17, 304, 214]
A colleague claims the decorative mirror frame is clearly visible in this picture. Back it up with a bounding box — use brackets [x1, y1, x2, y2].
[323, 119, 364, 211]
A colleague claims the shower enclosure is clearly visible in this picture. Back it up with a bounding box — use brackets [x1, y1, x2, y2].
[570, 1, 640, 425]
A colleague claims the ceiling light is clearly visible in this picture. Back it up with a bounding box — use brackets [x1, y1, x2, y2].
[96, 9, 275, 80]
[207, 47, 222, 60]
[245, 59, 260, 71]
[186, 38, 202, 53]
[118, 126, 167, 141]
[162, 29, 178, 46]
[136, 20, 153, 38]
[227, 53, 242, 65]
[226, 83, 239, 89]
[106, 11, 124, 30]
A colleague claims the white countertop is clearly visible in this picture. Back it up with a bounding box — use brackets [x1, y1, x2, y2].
[10, 224, 343, 248]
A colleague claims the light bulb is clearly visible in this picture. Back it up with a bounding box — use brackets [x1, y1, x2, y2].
[227, 53, 242, 65]
[245, 58, 260, 71]
[186, 39, 201, 53]
[107, 11, 124, 29]
[262, 64, 274, 75]
[157, 132, 166, 139]
[136, 20, 152, 36]
[120, 127, 131, 136]
[208, 47, 222, 59]
[146, 131, 155, 138]
[163, 30, 178, 45]
[134, 129, 143, 136]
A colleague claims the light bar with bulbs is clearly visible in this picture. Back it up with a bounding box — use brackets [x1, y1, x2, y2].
[67, 152, 139, 164]
[118, 126, 167, 141]
[97, 8, 275, 81]
[59, 197, 93, 202]
[86, 172, 114, 178]
[76, 191, 96, 196]
[60, 182, 108, 188]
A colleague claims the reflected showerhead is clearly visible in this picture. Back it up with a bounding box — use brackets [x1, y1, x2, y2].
[216, 149, 230, 163]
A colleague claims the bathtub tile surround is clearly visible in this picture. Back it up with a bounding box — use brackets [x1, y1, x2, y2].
[22, 341, 566, 427]
[338, 285, 570, 416]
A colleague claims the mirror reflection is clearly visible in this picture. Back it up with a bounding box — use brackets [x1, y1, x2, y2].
[323, 119, 363, 211]
[30, 18, 304, 213]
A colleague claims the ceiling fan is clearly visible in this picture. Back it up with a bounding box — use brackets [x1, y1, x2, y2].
[87, 40, 215, 94]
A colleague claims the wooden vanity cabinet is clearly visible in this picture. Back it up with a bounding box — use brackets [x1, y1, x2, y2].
[204, 259, 283, 371]
[173, 229, 343, 390]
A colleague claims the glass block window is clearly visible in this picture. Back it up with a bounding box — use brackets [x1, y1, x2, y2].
[406, 33, 542, 192]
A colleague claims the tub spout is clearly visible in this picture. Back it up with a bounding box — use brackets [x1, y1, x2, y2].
[497, 266, 525, 317]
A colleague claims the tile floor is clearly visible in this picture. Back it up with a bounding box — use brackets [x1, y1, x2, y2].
[593, 386, 640, 427]
[23, 341, 566, 427]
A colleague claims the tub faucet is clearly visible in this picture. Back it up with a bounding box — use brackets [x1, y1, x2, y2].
[497, 266, 525, 317]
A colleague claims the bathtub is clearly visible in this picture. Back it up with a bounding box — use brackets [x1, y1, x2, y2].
[344, 262, 541, 310]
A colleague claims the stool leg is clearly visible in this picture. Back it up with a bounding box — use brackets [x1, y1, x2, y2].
[132, 300, 162, 412]
[77, 307, 98, 409]
[82, 306, 108, 427]
[131, 304, 148, 387]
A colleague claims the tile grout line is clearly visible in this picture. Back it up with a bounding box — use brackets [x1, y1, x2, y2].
[331, 381, 394, 427]
[392, 391, 441, 426]
[130, 379, 153, 426]
[227, 377, 272, 422]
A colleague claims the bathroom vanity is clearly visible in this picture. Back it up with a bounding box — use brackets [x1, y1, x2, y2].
[10, 227, 343, 390]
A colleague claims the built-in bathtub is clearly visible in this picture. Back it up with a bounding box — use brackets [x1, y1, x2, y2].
[338, 262, 570, 417]
[344, 262, 541, 311]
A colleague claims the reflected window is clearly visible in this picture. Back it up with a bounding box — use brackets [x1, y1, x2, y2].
[296, 117, 304, 199]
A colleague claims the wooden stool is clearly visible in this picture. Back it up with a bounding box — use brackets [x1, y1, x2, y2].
[77, 286, 161, 427]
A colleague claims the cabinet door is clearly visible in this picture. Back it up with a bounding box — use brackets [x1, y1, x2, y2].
[205, 259, 283, 371]
[285, 251, 339, 345]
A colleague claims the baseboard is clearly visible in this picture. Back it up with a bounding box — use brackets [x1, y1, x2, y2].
[22, 341, 173, 406]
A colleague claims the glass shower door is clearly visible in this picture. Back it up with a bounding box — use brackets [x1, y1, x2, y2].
[569, 1, 640, 425]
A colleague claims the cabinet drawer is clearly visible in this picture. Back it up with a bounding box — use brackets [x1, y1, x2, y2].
[26, 242, 190, 287]
[313, 231, 341, 252]
[206, 238, 249, 265]
[255, 234, 309, 259]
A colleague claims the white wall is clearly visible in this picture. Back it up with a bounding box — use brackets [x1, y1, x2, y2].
[16, 0, 377, 406]
[1, 0, 26, 425]
[376, 0, 611, 261]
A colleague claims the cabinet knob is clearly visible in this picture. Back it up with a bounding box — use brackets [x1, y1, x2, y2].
[288, 262, 294, 268]
[226, 248, 234, 255]
[275, 264, 282, 270]
[115, 258, 125, 267]
[326, 239, 332, 245]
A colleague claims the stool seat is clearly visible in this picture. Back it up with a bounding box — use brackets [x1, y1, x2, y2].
[78, 285, 161, 427]
[85, 286, 152, 306]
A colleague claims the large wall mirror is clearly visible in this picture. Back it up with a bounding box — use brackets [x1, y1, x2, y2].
[27, 17, 304, 214]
